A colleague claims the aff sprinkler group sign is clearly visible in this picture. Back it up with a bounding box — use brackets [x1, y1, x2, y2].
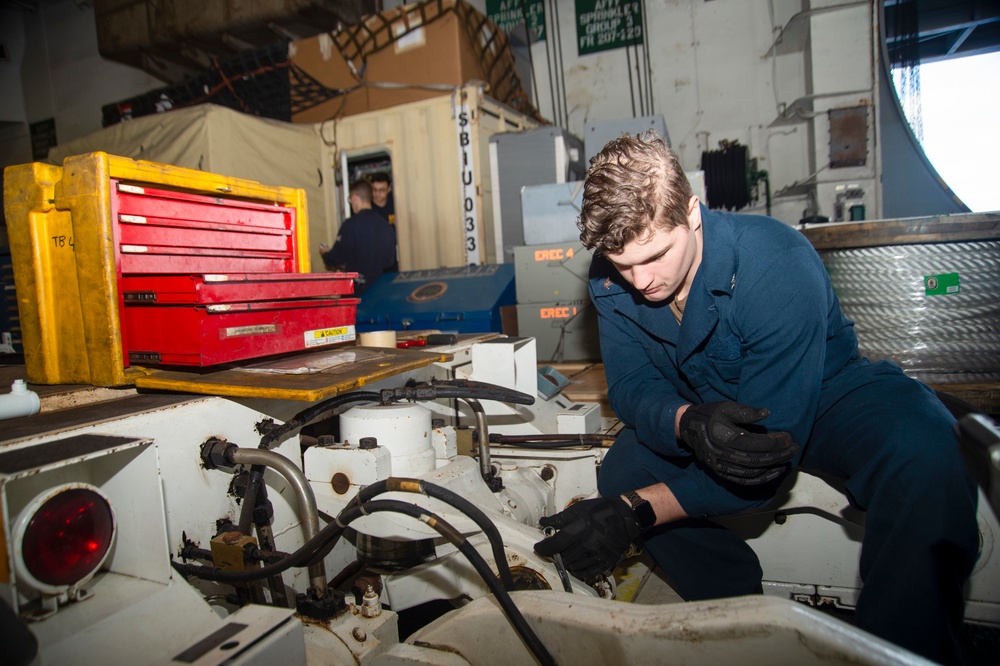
[486, 0, 546, 42]
[576, 0, 644, 55]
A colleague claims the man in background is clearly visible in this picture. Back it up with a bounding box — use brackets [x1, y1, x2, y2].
[370, 172, 398, 272]
[369, 172, 395, 224]
[319, 179, 395, 296]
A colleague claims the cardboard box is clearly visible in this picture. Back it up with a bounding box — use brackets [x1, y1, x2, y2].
[289, 0, 535, 122]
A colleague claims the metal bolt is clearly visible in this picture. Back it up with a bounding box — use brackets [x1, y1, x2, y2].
[539, 465, 555, 482]
[318, 435, 336, 447]
[352, 627, 367, 642]
[361, 584, 382, 618]
[432, 418, 445, 428]
[360, 437, 378, 450]
[331, 472, 351, 495]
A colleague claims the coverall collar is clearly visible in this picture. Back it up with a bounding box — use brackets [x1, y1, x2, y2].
[676, 205, 738, 364]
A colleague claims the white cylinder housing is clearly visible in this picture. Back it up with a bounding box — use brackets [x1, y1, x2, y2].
[339, 403, 435, 477]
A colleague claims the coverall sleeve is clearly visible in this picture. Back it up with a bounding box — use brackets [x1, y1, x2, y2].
[593, 288, 691, 459]
[730, 245, 830, 448]
[324, 219, 357, 268]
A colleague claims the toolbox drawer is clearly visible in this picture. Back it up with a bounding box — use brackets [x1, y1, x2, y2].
[121, 273, 356, 305]
[122, 298, 360, 366]
[113, 181, 299, 274]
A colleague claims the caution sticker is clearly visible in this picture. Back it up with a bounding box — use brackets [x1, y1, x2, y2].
[304, 325, 355, 347]
[924, 272, 960, 296]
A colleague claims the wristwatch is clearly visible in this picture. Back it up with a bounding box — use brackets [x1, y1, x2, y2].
[623, 490, 657, 531]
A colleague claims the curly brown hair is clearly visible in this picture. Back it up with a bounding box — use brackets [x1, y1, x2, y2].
[578, 131, 693, 255]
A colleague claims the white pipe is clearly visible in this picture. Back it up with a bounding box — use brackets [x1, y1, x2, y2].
[0, 380, 40, 420]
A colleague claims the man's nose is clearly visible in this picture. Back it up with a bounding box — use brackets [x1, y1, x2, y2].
[631, 265, 652, 289]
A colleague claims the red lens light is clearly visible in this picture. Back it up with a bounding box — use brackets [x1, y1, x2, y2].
[21, 487, 115, 587]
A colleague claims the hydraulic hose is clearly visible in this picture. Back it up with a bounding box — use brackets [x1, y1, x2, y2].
[229, 447, 327, 593]
[379, 379, 535, 407]
[260, 391, 383, 450]
[377, 380, 534, 490]
[339, 500, 555, 666]
[173, 500, 555, 666]
[353, 477, 515, 590]
[179, 476, 517, 590]
[173, 519, 347, 583]
[488, 433, 613, 448]
[239, 391, 381, 537]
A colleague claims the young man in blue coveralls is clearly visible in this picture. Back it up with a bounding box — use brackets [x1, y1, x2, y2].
[534, 131, 979, 664]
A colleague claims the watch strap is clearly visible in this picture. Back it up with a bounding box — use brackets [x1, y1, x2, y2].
[623, 490, 656, 531]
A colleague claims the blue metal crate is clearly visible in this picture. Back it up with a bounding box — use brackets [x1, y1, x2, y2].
[356, 264, 516, 334]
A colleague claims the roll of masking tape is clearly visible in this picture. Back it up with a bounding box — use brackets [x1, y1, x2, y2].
[358, 330, 397, 349]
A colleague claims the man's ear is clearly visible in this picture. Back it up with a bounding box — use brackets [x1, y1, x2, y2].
[687, 196, 702, 229]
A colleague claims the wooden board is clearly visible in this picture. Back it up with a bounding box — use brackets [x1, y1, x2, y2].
[134, 346, 452, 402]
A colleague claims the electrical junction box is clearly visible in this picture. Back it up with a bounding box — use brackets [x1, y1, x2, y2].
[515, 300, 601, 363]
[489, 126, 585, 263]
[557, 402, 602, 435]
[356, 264, 515, 334]
[521, 182, 585, 246]
[513, 242, 593, 305]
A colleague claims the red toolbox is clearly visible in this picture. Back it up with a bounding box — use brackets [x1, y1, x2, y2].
[123, 297, 360, 366]
[121, 273, 359, 366]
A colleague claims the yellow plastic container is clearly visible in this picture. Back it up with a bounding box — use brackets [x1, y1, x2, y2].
[3, 152, 310, 387]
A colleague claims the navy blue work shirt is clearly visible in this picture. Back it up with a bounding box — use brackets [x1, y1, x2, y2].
[590, 205, 860, 465]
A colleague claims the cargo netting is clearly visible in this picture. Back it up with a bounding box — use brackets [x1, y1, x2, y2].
[102, 41, 292, 127]
[289, 0, 541, 121]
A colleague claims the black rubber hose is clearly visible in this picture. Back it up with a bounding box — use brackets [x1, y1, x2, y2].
[340, 500, 555, 666]
[174, 519, 348, 583]
[260, 391, 383, 450]
[239, 391, 382, 535]
[172, 500, 555, 666]
[488, 433, 612, 447]
[380, 380, 535, 406]
[352, 478, 516, 590]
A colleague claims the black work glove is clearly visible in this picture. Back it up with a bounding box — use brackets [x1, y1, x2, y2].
[679, 401, 798, 486]
[533, 497, 641, 580]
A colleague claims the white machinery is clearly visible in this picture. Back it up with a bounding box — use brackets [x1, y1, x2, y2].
[0, 335, 996, 665]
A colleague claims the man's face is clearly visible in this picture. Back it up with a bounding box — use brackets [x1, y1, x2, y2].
[605, 197, 703, 303]
[371, 181, 391, 207]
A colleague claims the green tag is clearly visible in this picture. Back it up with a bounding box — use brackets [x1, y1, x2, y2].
[924, 272, 960, 296]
